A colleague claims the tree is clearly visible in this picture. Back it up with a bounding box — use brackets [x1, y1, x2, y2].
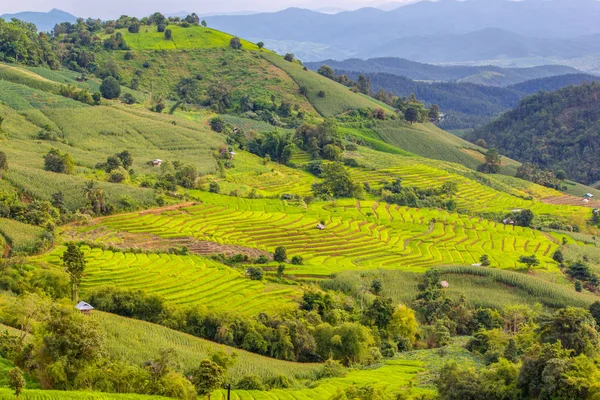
[312, 162, 364, 199]
[201, 20, 207, 27]
[284, 53, 295, 62]
[117, 150, 133, 169]
[82, 180, 106, 215]
[44, 149, 74, 174]
[62, 243, 87, 303]
[357, 74, 370, 94]
[128, 23, 140, 33]
[190, 359, 225, 395]
[575, 280, 583, 292]
[428, 104, 440, 122]
[404, 104, 420, 125]
[291, 256, 303, 265]
[8, 367, 25, 399]
[480, 254, 490, 266]
[121, 92, 136, 104]
[389, 305, 418, 346]
[274, 246, 287, 262]
[370, 279, 382, 295]
[552, 249, 564, 264]
[100, 76, 121, 99]
[165, 29, 172, 40]
[175, 77, 201, 104]
[0, 151, 7, 179]
[539, 307, 599, 355]
[247, 266, 264, 281]
[515, 209, 534, 227]
[209, 181, 220, 193]
[318, 65, 335, 80]
[277, 264, 285, 278]
[257, 41, 264, 49]
[210, 117, 225, 132]
[518, 255, 539, 270]
[230, 37, 242, 50]
[590, 301, 600, 326]
[479, 149, 502, 174]
[503, 338, 518, 363]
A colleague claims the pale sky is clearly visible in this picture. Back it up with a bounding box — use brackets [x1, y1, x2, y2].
[0, 0, 417, 19]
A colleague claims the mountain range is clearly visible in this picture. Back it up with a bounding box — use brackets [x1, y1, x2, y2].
[204, 0, 600, 65]
[0, 8, 77, 32]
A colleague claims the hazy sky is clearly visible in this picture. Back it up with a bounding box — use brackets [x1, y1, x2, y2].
[1, 0, 416, 19]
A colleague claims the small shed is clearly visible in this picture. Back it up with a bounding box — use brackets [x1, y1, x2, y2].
[471, 263, 482, 267]
[584, 198, 590, 203]
[585, 193, 594, 198]
[229, 151, 237, 160]
[75, 301, 94, 314]
[440, 281, 450, 288]
[503, 218, 515, 225]
[316, 223, 326, 230]
[152, 159, 163, 167]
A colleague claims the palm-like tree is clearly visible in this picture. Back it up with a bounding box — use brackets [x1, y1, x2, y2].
[82, 180, 105, 215]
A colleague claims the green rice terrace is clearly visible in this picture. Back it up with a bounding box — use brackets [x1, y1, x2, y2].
[2, 12, 600, 400]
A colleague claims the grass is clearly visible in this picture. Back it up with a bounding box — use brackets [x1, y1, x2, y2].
[36, 246, 301, 315]
[0, 389, 172, 399]
[92, 311, 322, 381]
[323, 266, 596, 311]
[116, 25, 261, 51]
[68, 192, 568, 276]
[262, 53, 392, 117]
[211, 340, 475, 400]
[0, 218, 47, 254]
[95, 49, 316, 115]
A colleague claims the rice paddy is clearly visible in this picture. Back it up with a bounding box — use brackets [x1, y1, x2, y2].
[68, 192, 571, 276]
[37, 246, 300, 315]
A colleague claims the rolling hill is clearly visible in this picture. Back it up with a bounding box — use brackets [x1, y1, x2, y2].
[0, 8, 77, 32]
[466, 82, 600, 185]
[1, 13, 600, 400]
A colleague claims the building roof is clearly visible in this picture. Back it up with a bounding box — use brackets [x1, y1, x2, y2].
[440, 281, 450, 288]
[316, 223, 326, 229]
[585, 193, 594, 197]
[75, 301, 94, 311]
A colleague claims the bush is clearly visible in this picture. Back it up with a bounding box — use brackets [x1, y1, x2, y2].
[124, 51, 134, 60]
[230, 37, 242, 50]
[208, 182, 220, 193]
[210, 117, 225, 132]
[273, 246, 287, 262]
[100, 77, 121, 99]
[44, 149, 74, 174]
[157, 24, 166, 33]
[236, 375, 264, 390]
[247, 267, 264, 281]
[108, 167, 130, 183]
[291, 256, 303, 265]
[165, 29, 172, 40]
[284, 53, 295, 62]
[121, 93, 136, 105]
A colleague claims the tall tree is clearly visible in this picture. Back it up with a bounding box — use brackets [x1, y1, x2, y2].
[8, 367, 25, 399]
[62, 243, 87, 303]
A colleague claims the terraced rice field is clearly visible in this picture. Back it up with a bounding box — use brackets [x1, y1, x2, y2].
[71, 193, 568, 275]
[212, 359, 431, 400]
[39, 247, 300, 315]
[0, 389, 171, 400]
[348, 150, 592, 226]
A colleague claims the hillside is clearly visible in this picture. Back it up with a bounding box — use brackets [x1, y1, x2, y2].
[305, 58, 578, 87]
[467, 82, 600, 185]
[1, 12, 600, 400]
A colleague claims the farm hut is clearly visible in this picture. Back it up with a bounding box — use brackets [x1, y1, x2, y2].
[75, 301, 94, 314]
[440, 281, 450, 288]
[585, 193, 594, 198]
[502, 218, 515, 225]
[471, 263, 482, 267]
[229, 151, 237, 159]
[584, 198, 590, 203]
[152, 159, 163, 167]
[316, 223, 326, 230]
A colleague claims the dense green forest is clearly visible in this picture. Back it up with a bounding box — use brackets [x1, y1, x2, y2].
[467, 82, 600, 185]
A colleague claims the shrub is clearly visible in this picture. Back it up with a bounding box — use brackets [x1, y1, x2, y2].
[230, 37, 242, 50]
[157, 24, 166, 33]
[284, 53, 295, 62]
[273, 246, 287, 262]
[44, 149, 74, 174]
[208, 182, 220, 193]
[100, 76, 121, 99]
[317, 90, 326, 98]
[210, 117, 225, 132]
[121, 93, 136, 105]
[108, 167, 130, 183]
[165, 29, 172, 40]
[291, 256, 303, 265]
[124, 51, 134, 60]
[236, 375, 264, 390]
[247, 267, 264, 281]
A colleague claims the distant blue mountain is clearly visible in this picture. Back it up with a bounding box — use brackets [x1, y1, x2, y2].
[0, 8, 77, 32]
